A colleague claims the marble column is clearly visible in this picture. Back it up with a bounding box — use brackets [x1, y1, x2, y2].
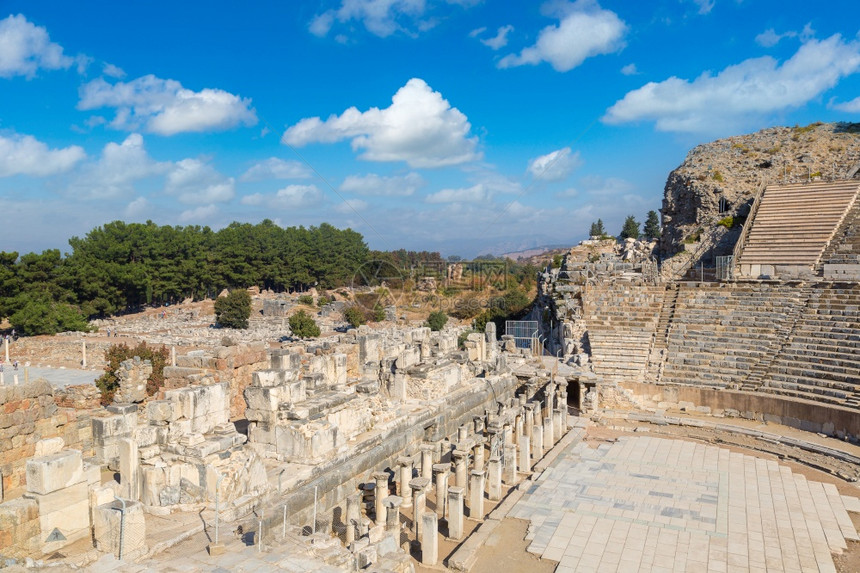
[452, 449, 468, 499]
[432, 464, 449, 519]
[525, 404, 534, 441]
[533, 424, 544, 459]
[119, 437, 140, 501]
[553, 409, 563, 441]
[473, 441, 485, 472]
[469, 470, 485, 520]
[421, 512, 438, 566]
[420, 444, 435, 481]
[410, 477, 430, 542]
[373, 472, 389, 523]
[383, 496, 402, 534]
[503, 443, 517, 485]
[544, 416, 554, 449]
[487, 456, 502, 501]
[458, 424, 469, 443]
[345, 492, 361, 544]
[519, 435, 531, 473]
[447, 486, 465, 540]
[398, 456, 413, 507]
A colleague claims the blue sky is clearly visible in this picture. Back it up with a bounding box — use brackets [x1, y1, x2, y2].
[1, 0, 859, 258]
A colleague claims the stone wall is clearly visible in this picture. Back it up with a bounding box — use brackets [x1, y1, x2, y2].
[620, 381, 860, 439]
[0, 380, 93, 496]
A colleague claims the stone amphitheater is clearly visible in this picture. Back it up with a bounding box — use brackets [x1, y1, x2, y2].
[2, 128, 860, 572]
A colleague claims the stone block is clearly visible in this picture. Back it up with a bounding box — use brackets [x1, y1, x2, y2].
[37, 496, 90, 554]
[26, 450, 83, 495]
[146, 400, 175, 423]
[93, 500, 147, 559]
[33, 437, 64, 457]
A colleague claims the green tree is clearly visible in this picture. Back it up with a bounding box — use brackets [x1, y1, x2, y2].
[9, 295, 91, 336]
[620, 216, 640, 240]
[344, 305, 366, 328]
[589, 219, 605, 237]
[643, 210, 661, 240]
[427, 310, 448, 331]
[214, 289, 252, 329]
[289, 310, 321, 338]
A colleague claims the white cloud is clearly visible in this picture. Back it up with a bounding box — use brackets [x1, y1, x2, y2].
[240, 193, 265, 206]
[102, 62, 126, 78]
[273, 184, 324, 209]
[620, 63, 638, 75]
[579, 175, 634, 195]
[124, 196, 149, 218]
[334, 198, 369, 213]
[692, 0, 714, 15]
[164, 159, 236, 205]
[283, 78, 481, 168]
[469, 27, 486, 38]
[831, 96, 860, 113]
[426, 183, 490, 203]
[480, 25, 514, 50]
[0, 14, 73, 78]
[498, 0, 626, 72]
[179, 204, 218, 223]
[79, 75, 257, 135]
[0, 132, 85, 177]
[604, 35, 860, 133]
[310, 0, 427, 38]
[527, 147, 582, 181]
[166, 159, 235, 204]
[339, 172, 425, 196]
[70, 133, 168, 198]
[240, 158, 312, 181]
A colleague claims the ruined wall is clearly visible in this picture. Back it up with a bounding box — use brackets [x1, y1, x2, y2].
[0, 380, 93, 496]
[620, 381, 860, 439]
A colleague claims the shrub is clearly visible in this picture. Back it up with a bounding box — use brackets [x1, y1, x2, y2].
[96, 342, 169, 404]
[427, 310, 448, 331]
[318, 296, 330, 307]
[297, 294, 314, 306]
[10, 295, 91, 336]
[214, 289, 251, 329]
[289, 310, 320, 338]
[717, 216, 734, 229]
[371, 303, 386, 322]
[683, 228, 703, 244]
[344, 305, 366, 328]
[712, 170, 724, 182]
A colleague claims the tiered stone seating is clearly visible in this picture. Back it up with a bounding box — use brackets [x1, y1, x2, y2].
[660, 284, 805, 388]
[582, 284, 665, 381]
[737, 181, 860, 267]
[760, 285, 860, 406]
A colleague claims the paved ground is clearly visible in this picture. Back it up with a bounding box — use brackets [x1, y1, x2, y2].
[510, 435, 860, 573]
[0, 366, 99, 388]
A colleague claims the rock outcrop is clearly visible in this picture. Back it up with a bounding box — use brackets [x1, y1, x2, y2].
[660, 122, 860, 277]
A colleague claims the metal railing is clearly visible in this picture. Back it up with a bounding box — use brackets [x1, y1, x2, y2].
[732, 178, 768, 277]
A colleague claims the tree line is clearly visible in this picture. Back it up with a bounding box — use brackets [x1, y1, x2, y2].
[0, 219, 373, 334]
[589, 210, 661, 241]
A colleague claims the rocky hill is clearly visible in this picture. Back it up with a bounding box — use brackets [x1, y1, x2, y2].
[659, 122, 860, 278]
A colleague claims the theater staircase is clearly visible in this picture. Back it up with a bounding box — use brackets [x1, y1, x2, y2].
[735, 181, 860, 272]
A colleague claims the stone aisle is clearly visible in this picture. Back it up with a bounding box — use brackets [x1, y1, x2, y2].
[509, 435, 860, 573]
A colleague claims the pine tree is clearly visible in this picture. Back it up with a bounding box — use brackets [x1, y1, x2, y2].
[589, 219, 605, 237]
[643, 210, 661, 240]
[620, 216, 640, 240]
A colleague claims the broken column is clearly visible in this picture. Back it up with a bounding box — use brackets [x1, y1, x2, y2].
[525, 404, 534, 441]
[457, 424, 469, 443]
[469, 470, 485, 520]
[346, 492, 361, 544]
[447, 486, 465, 540]
[398, 456, 413, 507]
[119, 437, 140, 501]
[433, 463, 449, 519]
[373, 472, 389, 523]
[487, 456, 502, 501]
[553, 409, 563, 441]
[410, 477, 429, 542]
[421, 512, 438, 566]
[384, 496, 402, 534]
